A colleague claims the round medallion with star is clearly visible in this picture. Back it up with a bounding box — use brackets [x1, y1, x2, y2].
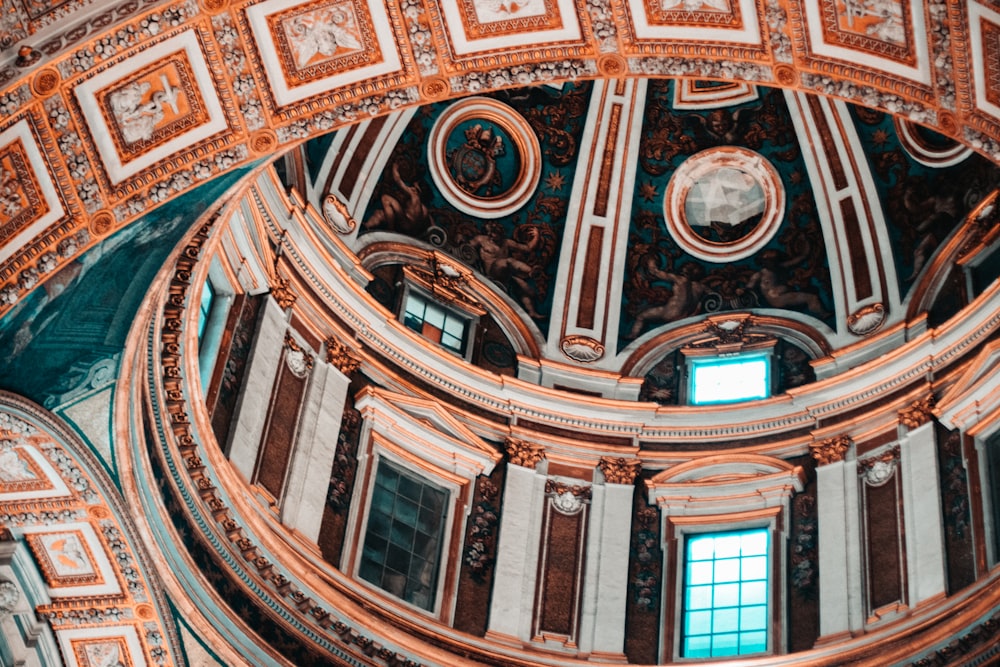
[664, 147, 784, 263]
[428, 98, 541, 219]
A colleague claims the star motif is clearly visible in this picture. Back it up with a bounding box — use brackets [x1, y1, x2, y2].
[872, 129, 890, 146]
[544, 170, 565, 192]
[639, 181, 658, 203]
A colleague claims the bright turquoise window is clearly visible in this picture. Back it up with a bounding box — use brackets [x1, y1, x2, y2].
[197, 280, 215, 346]
[689, 353, 770, 405]
[682, 528, 769, 658]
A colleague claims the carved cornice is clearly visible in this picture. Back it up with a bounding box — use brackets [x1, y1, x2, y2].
[504, 438, 545, 469]
[599, 457, 642, 485]
[685, 315, 775, 352]
[809, 435, 852, 465]
[899, 395, 935, 430]
[325, 338, 360, 376]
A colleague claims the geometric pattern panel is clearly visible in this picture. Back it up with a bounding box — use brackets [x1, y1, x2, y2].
[244, 0, 405, 107]
[627, 0, 762, 45]
[440, 0, 579, 54]
[970, 3, 1000, 117]
[0, 443, 71, 500]
[0, 118, 67, 266]
[23, 522, 121, 597]
[802, 0, 930, 85]
[57, 625, 147, 667]
[74, 29, 230, 186]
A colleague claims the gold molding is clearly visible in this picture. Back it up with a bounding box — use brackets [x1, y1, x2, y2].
[505, 437, 545, 469]
[810, 435, 852, 466]
[599, 457, 641, 485]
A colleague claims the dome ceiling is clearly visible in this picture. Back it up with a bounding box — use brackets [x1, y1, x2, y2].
[296, 79, 1000, 397]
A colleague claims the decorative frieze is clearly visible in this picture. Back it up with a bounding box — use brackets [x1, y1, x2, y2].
[504, 438, 545, 469]
[809, 435, 852, 465]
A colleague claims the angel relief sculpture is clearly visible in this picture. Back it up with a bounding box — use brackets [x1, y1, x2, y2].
[283, 7, 362, 69]
[108, 75, 182, 144]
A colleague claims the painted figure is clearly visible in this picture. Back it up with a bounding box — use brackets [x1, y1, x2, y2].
[469, 221, 543, 318]
[747, 249, 828, 317]
[363, 162, 432, 235]
[629, 260, 706, 338]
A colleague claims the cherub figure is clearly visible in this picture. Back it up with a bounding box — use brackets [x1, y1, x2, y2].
[363, 161, 432, 235]
[469, 221, 543, 318]
[628, 260, 706, 338]
[747, 249, 828, 317]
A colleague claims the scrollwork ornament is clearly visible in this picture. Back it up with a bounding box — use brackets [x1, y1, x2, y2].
[325, 338, 360, 375]
[545, 479, 591, 515]
[809, 435, 851, 465]
[560, 335, 605, 363]
[899, 395, 935, 430]
[322, 195, 357, 235]
[599, 457, 641, 485]
[859, 446, 900, 486]
[283, 333, 313, 378]
[505, 437, 545, 468]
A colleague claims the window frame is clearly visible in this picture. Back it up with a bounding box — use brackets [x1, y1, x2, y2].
[675, 522, 775, 659]
[682, 346, 775, 406]
[647, 455, 803, 663]
[399, 283, 478, 361]
[342, 389, 501, 623]
[357, 455, 451, 613]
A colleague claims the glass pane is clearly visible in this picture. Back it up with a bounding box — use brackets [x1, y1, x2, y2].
[714, 534, 741, 558]
[424, 302, 446, 329]
[713, 633, 739, 656]
[685, 610, 712, 636]
[742, 555, 767, 580]
[689, 535, 716, 561]
[689, 561, 714, 585]
[714, 558, 740, 583]
[740, 605, 768, 631]
[742, 530, 768, 555]
[360, 461, 448, 611]
[741, 581, 767, 605]
[713, 583, 739, 608]
[713, 608, 739, 634]
[684, 635, 712, 658]
[687, 585, 713, 610]
[740, 631, 767, 653]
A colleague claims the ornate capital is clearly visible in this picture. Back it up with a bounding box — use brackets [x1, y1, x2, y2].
[599, 457, 642, 485]
[505, 438, 545, 469]
[325, 338, 360, 375]
[899, 395, 935, 430]
[809, 435, 852, 466]
[270, 275, 297, 310]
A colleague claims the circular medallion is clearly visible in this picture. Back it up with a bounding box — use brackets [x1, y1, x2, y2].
[428, 97, 541, 219]
[664, 147, 784, 263]
[31, 67, 60, 96]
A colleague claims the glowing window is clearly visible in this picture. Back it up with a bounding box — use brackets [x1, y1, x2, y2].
[402, 291, 469, 356]
[682, 528, 769, 658]
[197, 280, 215, 346]
[689, 353, 770, 405]
[359, 460, 448, 611]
